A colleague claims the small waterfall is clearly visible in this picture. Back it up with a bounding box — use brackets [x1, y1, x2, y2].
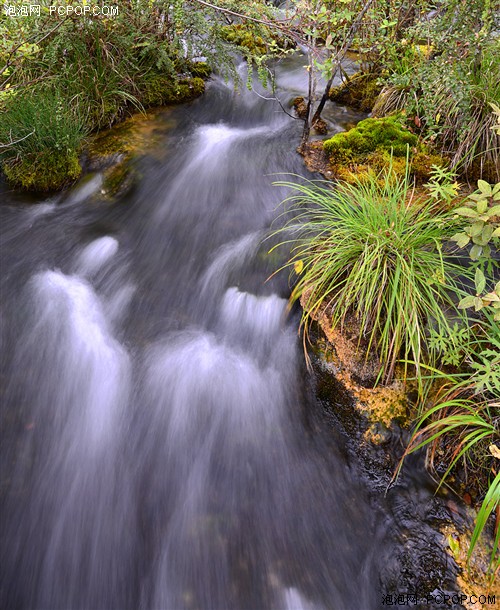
[74, 235, 120, 278]
[2, 270, 133, 610]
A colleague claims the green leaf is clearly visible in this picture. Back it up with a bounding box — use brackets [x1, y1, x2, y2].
[477, 199, 488, 214]
[478, 180, 492, 196]
[487, 205, 500, 216]
[469, 221, 484, 237]
[458, 295, 475, 309]
[475, 268, 486, 294]
[447, 534, 460, 559]
[472, 225, 494, 246]
[474, 297, 484, 311]
[455, 207, 478, 218]
[470, 244, 483, 260]
[451, 232, 470, 248]
[483, 292, 500, 302]
[493, 227, 500, 237]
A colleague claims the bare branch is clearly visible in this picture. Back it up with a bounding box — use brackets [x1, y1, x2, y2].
[0, 130, 35, 149]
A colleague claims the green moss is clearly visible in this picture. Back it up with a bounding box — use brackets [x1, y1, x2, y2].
[140, 74, 205, 108]
[322, 115, 448, 185]
[220, 24, 267, 56]
[329, 71, 382, 112]
[324, 115, 418, 161]
[187, 61, 212, 79]
[3, 149, 81, 192]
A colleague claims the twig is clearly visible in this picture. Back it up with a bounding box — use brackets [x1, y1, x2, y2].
[0, 130, 35, 149]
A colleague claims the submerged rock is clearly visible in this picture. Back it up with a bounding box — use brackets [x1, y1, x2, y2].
[85, 110, 176, 199]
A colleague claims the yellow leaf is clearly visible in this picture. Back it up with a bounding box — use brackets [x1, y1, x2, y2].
[489, 444, 500, 459]
[435, 113, 440, 124]
[294, 260, 304, 274]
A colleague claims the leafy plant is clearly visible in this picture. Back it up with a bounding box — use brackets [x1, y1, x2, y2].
[451, 180, 500, 262]
[272, 168, 471, 383]
[424, 165, 460, 206]
[403, 390, 500, 574]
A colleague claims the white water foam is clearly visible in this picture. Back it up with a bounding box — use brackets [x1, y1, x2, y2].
[29, 269, 130, 447]
[200, 231, 262, 295]
[74, 236, 119, 278]
[282, 587, 324, 610]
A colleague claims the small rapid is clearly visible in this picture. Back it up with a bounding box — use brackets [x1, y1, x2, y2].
[1, 56, 460, 610]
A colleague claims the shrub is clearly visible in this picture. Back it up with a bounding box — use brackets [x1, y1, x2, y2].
[273, 168, 471, 383]
[373, 40, 500, 181]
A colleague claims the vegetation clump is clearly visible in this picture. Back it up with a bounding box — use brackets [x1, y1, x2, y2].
[328, 71, 381, 113]
[0, 2, 281, 191]
[0, 89, 85, 191]
[372, 27, 499, 181]
[139, 75, 205, 108]
[322, 115, 444, 183]
[324, 115, 417, 160]
[274, 169, 470, 384]
[220, 24, 267, 57]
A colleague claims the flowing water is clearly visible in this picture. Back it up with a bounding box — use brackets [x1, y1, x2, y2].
[1, 57, 460, 610]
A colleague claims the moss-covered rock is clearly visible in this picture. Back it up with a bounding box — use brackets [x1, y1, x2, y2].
[321, 115, 448, 185]
[324, 115, 418, 161]
[292, 96, 308, 119]
[187, 61, 212, 79]
[140, 74, 205, 108]
[329, 71, 382, 112]
[2, 150, 81, 192]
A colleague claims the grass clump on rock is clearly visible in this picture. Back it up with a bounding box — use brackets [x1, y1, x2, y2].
[274, 169, 470, 384]
[0, 89, 86, 191]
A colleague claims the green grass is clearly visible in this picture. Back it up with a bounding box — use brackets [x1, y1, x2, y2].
[0, 88, 86, 191]
[273, 168, 471, 383]
[403, 392, 499, 575]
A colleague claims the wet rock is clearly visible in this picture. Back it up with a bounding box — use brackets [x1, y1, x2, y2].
[312, 117, 328, 135]
[328, 71, 381, 113]
[292, 96, 308, 119]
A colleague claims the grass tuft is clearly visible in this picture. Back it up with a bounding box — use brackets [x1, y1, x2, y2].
[273, 168, 471, 383]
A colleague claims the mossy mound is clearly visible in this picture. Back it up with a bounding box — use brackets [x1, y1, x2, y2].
[324, 115, 418, 161]
[186, 61, 212, 79]
[2, 150, 81, 192]
[323, 115, 446, 185]
[140, 75, 205, 108]
[292, 96, 308, 119]
[329, 72, 381, 112]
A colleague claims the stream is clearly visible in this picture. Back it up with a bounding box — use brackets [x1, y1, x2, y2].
[0, 56, 463, 610]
